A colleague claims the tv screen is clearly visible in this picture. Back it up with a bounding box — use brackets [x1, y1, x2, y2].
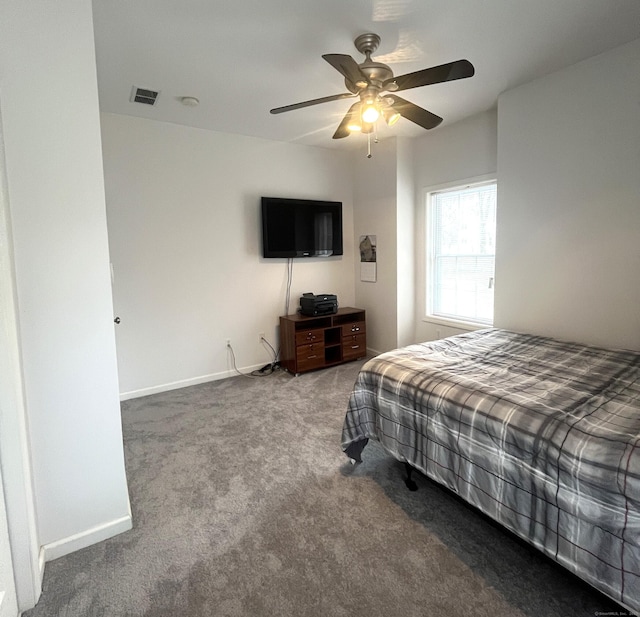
[261, 197, 343, 258]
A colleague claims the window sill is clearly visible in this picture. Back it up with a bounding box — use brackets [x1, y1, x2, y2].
[422, 315, 493, 332]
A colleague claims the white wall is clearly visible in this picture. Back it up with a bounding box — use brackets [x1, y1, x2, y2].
[0, 107, 40, 612]
[0, 470, 17, 617]
[396, 138, 416, 348]
[413, 109, 498, 343]
[353, 138, 400, 354]
[0, 0, 131, 562]
[496, 38, 640, 350]
[0, 122, 20, 617]
[100, 113, 355, 397]
[352, 115, 497, 354]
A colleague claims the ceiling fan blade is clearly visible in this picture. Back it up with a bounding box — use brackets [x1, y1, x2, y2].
[270, 92, 356, 115]
[384, 59, 475, 92]
[332, 102, 361, 139]
[322, 54, 369, 87]
[387, 95, 443, 130]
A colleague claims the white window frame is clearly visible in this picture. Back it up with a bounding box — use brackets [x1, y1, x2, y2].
[424, 175, 497, 330]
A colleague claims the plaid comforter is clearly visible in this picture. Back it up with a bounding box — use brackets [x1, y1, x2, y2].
[342, 329, 640, 612]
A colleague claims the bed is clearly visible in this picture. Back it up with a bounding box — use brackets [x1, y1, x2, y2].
[341, 328, 640, 613]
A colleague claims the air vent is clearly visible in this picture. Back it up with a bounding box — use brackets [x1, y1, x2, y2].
[130, 87, 159, 106]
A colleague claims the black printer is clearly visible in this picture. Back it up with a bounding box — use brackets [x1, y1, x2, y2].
[299, 293, 338, 316]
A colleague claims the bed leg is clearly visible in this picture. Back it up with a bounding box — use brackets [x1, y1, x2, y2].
[403, 462, 418, 491]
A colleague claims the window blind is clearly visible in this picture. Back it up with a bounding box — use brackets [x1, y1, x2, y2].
[430, 182, 497, 325]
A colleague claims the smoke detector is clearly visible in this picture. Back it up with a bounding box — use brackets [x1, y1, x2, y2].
[180, 96, 200, 107]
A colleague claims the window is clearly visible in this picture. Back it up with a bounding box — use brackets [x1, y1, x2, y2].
[426, 180, 497, 326]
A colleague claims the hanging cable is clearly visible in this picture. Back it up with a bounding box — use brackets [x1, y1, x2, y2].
[256, 335, 280, 375]
[284, 257, 294, 315]
[227, 339, 279, 378]
[226, 342, 255, 378]
[261, 336, 278, 365]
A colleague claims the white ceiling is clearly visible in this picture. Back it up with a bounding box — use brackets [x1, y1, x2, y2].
[92, 0, 640, 149]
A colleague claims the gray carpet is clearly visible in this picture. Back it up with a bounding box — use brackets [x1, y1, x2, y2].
[25, 360, 626, 616]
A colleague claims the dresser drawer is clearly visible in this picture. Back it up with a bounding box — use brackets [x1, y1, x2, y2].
[295, 328, 324, 346]
[341, 321, 366, 337]
[296, 341, 324, 358]
[296, 343, 326, 371]
[342, 333, 366, 360]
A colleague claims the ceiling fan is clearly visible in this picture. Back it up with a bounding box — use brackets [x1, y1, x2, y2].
[270, 33, 475, 142]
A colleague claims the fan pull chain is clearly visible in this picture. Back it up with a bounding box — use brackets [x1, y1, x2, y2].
[367, 133, 372, 158]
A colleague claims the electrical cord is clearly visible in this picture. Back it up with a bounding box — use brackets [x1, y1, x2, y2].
[227, 342, 255, 378]
[284, 257, 293, 316]
[260, 335, 278, 365]
[227, 337, 280, 378]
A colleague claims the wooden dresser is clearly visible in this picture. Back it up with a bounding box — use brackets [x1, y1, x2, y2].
[279, 307, 366, 375]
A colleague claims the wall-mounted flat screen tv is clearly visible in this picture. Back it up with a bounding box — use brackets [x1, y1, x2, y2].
[261, 197, 343, 258]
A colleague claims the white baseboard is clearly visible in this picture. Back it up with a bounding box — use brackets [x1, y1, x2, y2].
[119, 363, 267, 401]
[41, 514, 133, 562]
[120, 351, 375, 401]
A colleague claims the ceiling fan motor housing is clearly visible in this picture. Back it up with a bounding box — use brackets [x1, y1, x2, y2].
[358, 61, 393, 86]
[344, 33, 395, 93]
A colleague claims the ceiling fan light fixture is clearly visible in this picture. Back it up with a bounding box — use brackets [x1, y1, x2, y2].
[361, 103, 379, 124]
[382, 106, 401, 126]
[345, 103, 363, 133]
